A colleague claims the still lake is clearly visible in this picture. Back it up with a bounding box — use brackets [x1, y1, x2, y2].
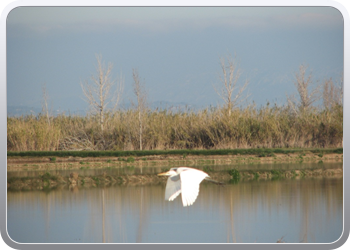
[7, 163, 343, 243]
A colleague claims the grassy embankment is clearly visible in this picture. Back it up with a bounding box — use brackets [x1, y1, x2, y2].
[7, 147, 343, 173]
[7, 149, 343, 190]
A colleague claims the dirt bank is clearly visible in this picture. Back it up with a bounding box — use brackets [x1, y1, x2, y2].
[7, 152, 343, 172]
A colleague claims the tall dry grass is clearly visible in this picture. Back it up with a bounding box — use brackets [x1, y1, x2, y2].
[7, 104, 343, 151]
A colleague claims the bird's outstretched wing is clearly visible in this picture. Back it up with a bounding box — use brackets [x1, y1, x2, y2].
[164, 175, 181, 201]
[180, 169, 208, 207]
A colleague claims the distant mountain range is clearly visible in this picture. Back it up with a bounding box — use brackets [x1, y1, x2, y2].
[7, 106, 86, 117]
[7, 106, 41, 116]
[7, 101, 200, 117]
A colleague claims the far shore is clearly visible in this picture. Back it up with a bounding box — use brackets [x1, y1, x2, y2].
[7, 149, 343, 191]
[7, 149, 343, 172]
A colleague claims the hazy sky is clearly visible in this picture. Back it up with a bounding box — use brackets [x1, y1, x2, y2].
[6, 6, 344, 114]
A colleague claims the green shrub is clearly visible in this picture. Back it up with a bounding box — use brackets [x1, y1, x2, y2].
[126, 157, 135, 163]
[228, 169, 241, 181]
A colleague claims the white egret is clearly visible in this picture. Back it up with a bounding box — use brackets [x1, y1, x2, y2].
[158, 167, 223, 207]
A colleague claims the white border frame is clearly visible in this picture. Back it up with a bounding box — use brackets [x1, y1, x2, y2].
[1, 1, 349, 249]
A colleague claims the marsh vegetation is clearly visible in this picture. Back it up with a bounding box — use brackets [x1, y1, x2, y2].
[7, 55, 343, 152]
[7, 103, 342, 152]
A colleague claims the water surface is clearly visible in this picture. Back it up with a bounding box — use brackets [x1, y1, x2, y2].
[7, 163, 343, 243]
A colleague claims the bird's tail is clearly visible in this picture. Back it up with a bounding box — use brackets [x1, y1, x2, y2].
[204, 177, 225, 186]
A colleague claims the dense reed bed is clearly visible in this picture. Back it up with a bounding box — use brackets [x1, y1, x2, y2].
[7, 104, 343, 152]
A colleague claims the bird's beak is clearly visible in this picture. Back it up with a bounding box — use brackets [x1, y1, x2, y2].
[158, 171, 169, 176]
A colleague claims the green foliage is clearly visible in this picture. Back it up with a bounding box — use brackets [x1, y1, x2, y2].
[228, 169, 241, 181]
[7, 147, 342, 159]
[41, 172, 57, 182]
[258, 152, 267, 157]
[92, 176, 99, 185]
[270, 170, 281, 176]
[126, 157, 135, 163]
[228, 169, 241, 184]
[203, 166, 213, 172]
[270, 170, 283, 180]
[253, 172, 260, 180]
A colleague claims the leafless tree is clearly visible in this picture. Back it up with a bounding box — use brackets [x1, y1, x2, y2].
[80, 54, 124, 131]
[214, 54, 249, 116]
[322, 77, 343, 110]
[287, 64, 320, 114]
[41, 83, 51, 126]
[132, 68, 148, 150]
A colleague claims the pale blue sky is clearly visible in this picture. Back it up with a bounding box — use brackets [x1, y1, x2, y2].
[6, 7, 344, 115]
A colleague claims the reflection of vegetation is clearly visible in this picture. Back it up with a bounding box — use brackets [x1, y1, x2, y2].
[117, 176, 123, 184]
[92, 177, 100, 185]
[41, 172, 57, 182]
[270, 170, 282, 180]
[7, 164, 343, 191]
[7, 173, 343, 243]
[160, 167, 168, 172]
[228, 169, 241, 184]
[7, 177, 21, 184]
[253, 172, 259, 180]
[127, 165, 135, 170]
[229, 178, 239, 184]
[42, 185, 56, 193]
[203, 166, 213, 172]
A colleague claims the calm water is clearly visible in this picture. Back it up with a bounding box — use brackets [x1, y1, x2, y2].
[7, 163, 343, 243]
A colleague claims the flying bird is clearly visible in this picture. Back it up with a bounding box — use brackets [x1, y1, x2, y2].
[158, 167, 223, 207]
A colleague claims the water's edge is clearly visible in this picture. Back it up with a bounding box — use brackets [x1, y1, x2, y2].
[7, 164, 343, 191]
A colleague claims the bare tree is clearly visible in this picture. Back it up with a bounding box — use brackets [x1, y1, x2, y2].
[80, 54, 124, 131]
[41, 83, 51, 126]
[287, 64, 320, 113]
[214, 54, 249, 116]
[132, 68, 148, 150]
[322, 77, 343, 110]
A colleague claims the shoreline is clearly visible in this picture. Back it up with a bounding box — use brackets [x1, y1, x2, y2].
[7, 151, 343, 172]
[7, 151, 343, 191]
[7, 166, 343, 191]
